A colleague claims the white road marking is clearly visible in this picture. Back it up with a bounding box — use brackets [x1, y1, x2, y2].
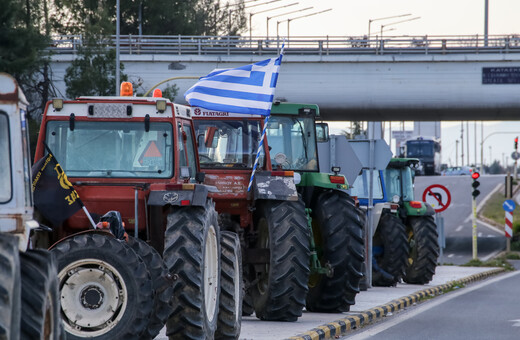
[455, 225, 463, 232]
[346, 271, 520, 340]
[510, 320, 520, 327]
[482, 250, 501, 261]
[478, 232, 483, 237]
[447, 254, 454, 258]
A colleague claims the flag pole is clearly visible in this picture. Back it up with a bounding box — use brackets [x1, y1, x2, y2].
[83, 206, 98, 229]
[248, 115, 270, 192]
[248, 41, 285, 192]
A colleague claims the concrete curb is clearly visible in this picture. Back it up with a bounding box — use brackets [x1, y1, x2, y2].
[286, 267, 506, 340]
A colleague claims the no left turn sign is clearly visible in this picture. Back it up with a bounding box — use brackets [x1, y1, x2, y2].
[422, 184, 451, 213]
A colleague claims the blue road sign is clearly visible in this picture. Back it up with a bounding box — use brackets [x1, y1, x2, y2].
[503, 199, 516, 212]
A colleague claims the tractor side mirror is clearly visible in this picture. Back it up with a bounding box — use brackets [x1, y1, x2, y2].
[316, 123, 329, 142]
[204, 126, 219, 148]
[195, 172, 206, 183]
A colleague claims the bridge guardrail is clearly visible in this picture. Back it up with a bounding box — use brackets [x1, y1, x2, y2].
[48, 34, 520, 56]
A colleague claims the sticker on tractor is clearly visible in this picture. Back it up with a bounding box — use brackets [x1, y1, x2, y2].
[138, 141, 163, 167]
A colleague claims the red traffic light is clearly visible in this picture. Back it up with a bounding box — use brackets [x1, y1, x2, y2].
[516, 137, 519, 143]
[471, 172, 480, 179]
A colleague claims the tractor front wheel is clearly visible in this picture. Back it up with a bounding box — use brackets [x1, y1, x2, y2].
[251, 200, 310, 321]
[404, 216, 439, 284]
[372, 213, 409, 287]
[306, 190, 365, 312]
[163, 200, 221, 339]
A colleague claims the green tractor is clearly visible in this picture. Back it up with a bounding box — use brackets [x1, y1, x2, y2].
[352, 157, 439, 286]
[267, 102, 366, 312]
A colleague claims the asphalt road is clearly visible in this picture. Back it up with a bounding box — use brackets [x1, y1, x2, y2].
[413, 174, 506, 265]
[344, 260, 520, 340]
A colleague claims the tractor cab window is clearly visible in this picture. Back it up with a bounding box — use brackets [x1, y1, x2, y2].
[350, 169, 384, 200]
[45, 121, 173, 178]
[384, 167, 414, 202]
[0, 112, 12, 203]
[400, 167, 414, 201]
[266, 115, 318, 171]
[193, 119, 264, 169]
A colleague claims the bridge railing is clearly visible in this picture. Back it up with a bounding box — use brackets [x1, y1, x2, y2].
[48, 34, 520, 56]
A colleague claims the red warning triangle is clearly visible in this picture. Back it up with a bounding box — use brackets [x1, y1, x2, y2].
[143, 141, 162, 157]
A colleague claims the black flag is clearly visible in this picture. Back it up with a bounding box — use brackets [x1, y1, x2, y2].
[31, 152, 83, 226]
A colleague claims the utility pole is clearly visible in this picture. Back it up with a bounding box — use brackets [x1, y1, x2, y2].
[474, 121, 477, 169]
[466, 121, 470, 166]
[456, 140, 459, 167]
[461, 122, 464, 166]
[116, 0, 120, 95]
[484, 0, 489, 46]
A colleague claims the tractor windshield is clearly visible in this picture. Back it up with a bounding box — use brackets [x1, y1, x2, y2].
[384, 167, 414, 202]
[266, 115, 318, 171]
[45, 121, 174, 178]
[193, 119, 264, 169]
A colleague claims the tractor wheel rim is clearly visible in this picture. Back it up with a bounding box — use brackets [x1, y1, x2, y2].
[204, 224, 219, 323]
[58, 259, 128, 337]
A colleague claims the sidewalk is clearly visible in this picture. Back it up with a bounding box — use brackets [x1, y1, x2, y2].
[236, 266, 505, 340]
[282, 266, 504, 340]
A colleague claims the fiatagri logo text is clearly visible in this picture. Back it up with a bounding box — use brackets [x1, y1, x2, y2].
[194, 108, 229, 116]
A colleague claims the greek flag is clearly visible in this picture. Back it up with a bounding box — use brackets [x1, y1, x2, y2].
[184, 49, 284, 116]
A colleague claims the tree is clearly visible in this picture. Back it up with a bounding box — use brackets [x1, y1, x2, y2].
[65, 38, 127, 98]
[50, 0, 247, 37]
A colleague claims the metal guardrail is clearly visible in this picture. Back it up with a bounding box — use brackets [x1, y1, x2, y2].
[48, 34, 520, 56]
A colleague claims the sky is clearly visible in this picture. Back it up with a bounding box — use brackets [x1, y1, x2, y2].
[246, 0, 520, 167]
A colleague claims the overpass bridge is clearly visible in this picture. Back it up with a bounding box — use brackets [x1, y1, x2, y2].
[48, 34, 520, 121]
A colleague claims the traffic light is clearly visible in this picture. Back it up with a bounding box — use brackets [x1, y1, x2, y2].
[471, 172, 480, 198]
[515, 137, 518, 150]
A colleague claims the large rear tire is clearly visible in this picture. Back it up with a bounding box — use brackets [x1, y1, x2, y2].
[372, 213, 409, 287]
[215, 231, 242, 340]
[404, 216, 439, 284]
[163, 199, 221, 339]
[51, 233, 154, 340]
[126, 236, 173, 339]
[20, 249, 61, 340]
[251, 200, 310, 322]
[306, 190, 365, 312]
[0, 234, 21, 340]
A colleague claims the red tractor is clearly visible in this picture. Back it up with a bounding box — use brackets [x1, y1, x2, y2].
[192, 108, 309, 322]
[33, 83, 241, 339]
[193, 104, 364, 321]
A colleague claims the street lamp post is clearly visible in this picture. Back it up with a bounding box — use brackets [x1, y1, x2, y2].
[368, 13, 411, 40]
[247, 0, 283, 42]
[480, 131, 520, 175]
[267, 6, 312, 40]
[380, 16, 421, 41]
[278, 8, 332, 41]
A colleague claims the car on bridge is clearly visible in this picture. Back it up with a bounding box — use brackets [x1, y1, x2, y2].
[442, 166, 473, 176]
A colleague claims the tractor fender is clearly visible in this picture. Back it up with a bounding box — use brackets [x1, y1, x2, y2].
[148, 184, 210, 207]
[252, 171, 299, 201]
[48, 229, 115, 250]
[403, 201, 436, 217]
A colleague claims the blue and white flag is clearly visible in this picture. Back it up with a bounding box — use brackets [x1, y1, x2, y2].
[184, 50, 284, 116]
